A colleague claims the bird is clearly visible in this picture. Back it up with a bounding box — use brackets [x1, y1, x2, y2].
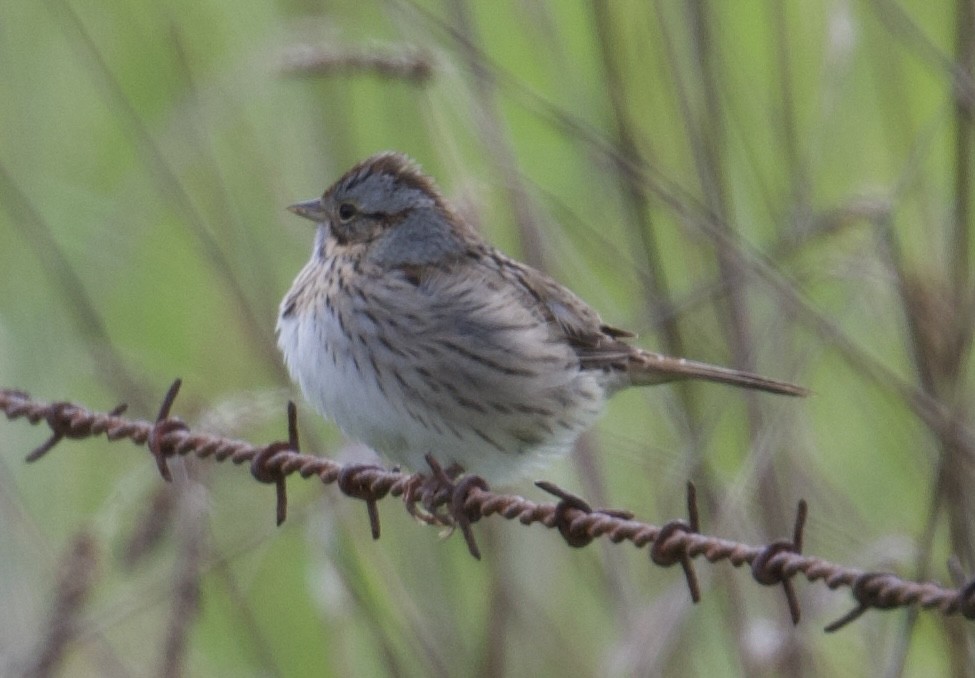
[277, 152, 805, 483]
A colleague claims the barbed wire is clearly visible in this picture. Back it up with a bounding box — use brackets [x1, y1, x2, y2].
[3, 381, 974, 632]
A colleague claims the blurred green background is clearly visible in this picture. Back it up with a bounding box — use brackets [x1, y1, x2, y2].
[1, 0, 973, 675]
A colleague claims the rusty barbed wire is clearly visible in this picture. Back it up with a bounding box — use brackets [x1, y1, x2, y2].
[3, 382, 975, 632]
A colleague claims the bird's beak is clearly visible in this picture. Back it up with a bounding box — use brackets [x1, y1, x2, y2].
[287, 198, 328, 223]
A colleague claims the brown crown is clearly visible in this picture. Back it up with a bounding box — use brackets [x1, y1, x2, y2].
[328, 152, 444, 205]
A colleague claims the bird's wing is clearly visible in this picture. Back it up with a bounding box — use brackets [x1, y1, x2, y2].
[394, 251, 805, 396]
[478, 252, 638, 365]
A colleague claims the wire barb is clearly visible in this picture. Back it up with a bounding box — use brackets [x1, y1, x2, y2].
[147, 379, 186, 482]
[536, 480, 634, 550]
[337, 464, 389, 539]
[3, 384, 974, 632]
[750, 499, 807, 624]
[825, 572, 897, 631]
[450, 475, 489, 560]
[250, 401, 299, 526]
[25, 401, 128, 462]
[650, 481, 702, 603]
[421, 455, 487, 560]
[536, 480, 596, 548]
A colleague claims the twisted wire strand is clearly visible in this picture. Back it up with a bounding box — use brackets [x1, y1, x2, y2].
[2, 385, 973, 631]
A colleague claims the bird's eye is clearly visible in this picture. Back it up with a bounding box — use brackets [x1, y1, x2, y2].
[337, 203, 357, 222]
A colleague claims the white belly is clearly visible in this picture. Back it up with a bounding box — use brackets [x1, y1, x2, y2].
[278, 305, 412, 454]
[276, 270, 609, 483]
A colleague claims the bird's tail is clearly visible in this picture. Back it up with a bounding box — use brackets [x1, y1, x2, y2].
[626, 349, 807, 397]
